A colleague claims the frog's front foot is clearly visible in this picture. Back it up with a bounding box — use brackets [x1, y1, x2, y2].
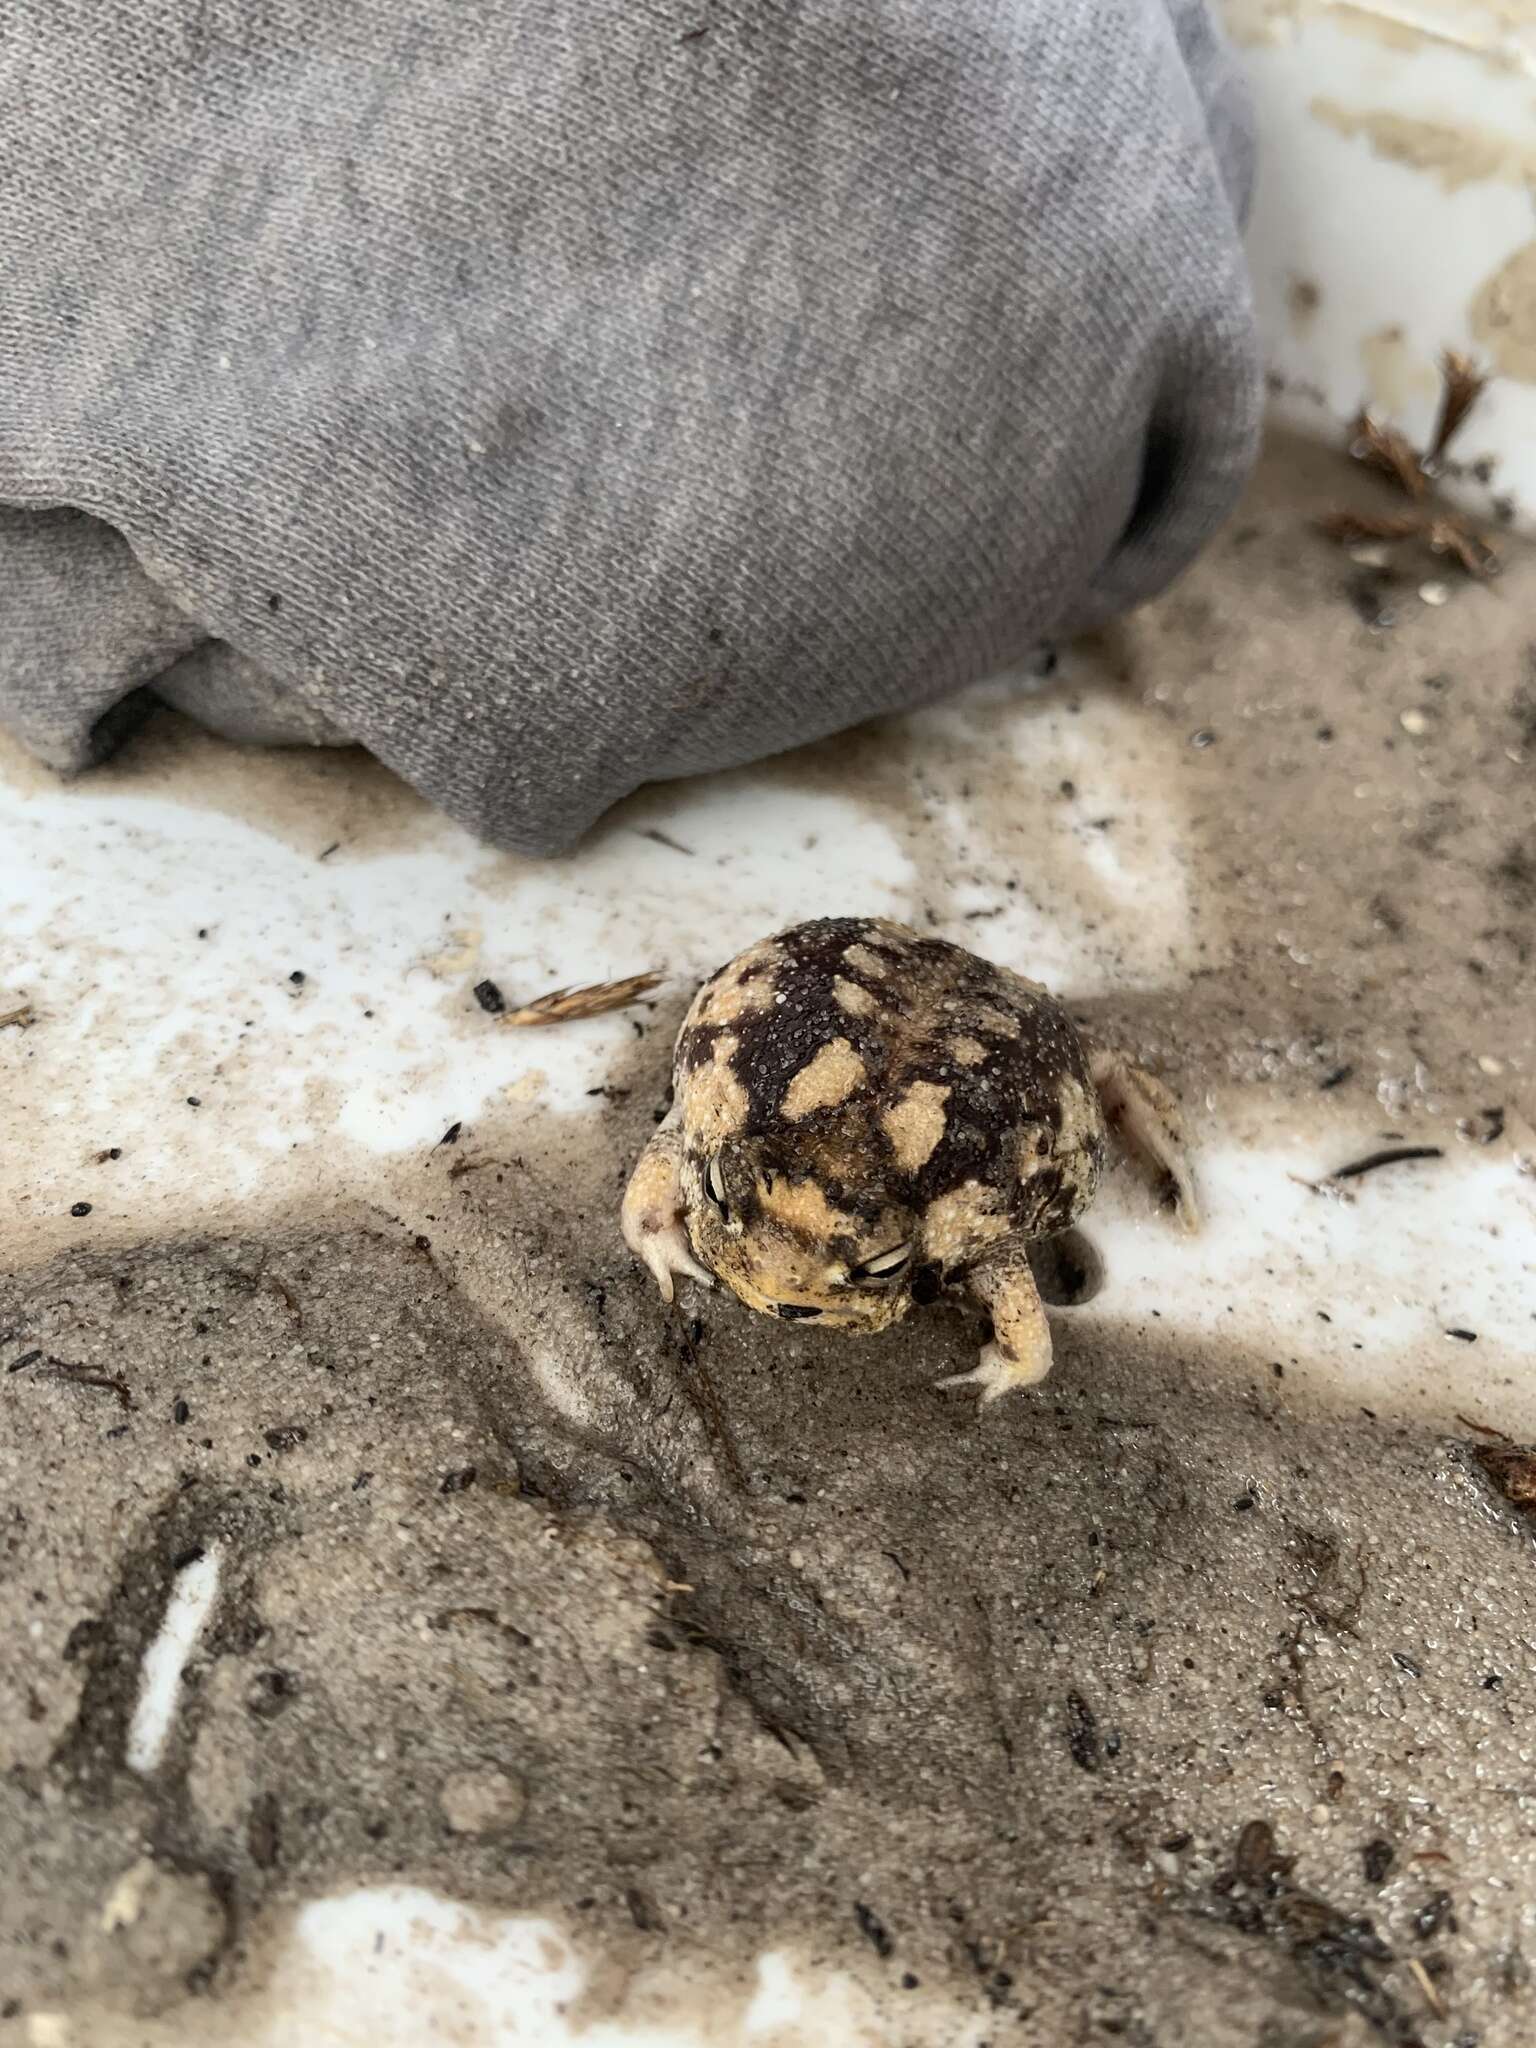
[938, 1251, 1053, 1403]
[621, 1120, 713, 1303]
[937, 1335, 1053, 1405]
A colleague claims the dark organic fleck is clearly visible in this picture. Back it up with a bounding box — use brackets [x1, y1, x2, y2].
[8, 1349, 43, 1374]
[263, 1425, 308, 1452]
[625, 1886, 662, 1931]
[1392, 1651, 1422, 1678]
[1346, 571, 1397, 630]
[289, 970, 306, 985]
[173, 1398, 190, 1424]
[69, 1201, 92, 1217]
[1445, 1328, 1477, 1343]
[353, 1471, 373, 1491]
[186, 1096, 201, 1107]
[1190, 728, 1217, 748]
[1458, 1106, 1504, 1146]
[248, 1791, 281, 1869]
[1413, 1891, 1455, 1940]
[473, 979, 506, 1014]
[1318, 1064, 1354, 1091]
[1235, 1819, 1282, 1884]
[1066, 1689, 1101, 1771]
[900, 1972, 919, 1990]
[1472, 1444, 1536, 1512]
[1363, 1838, 1395, 1885]
[247, 1668, 300, 1720]
[854, 1901, 893, 1958]
[440, 1467, 477, 1494]
[438, 1121, 462, 1147]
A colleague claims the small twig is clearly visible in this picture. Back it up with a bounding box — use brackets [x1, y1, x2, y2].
[36, 1358, 134, 1410]
[1317, 509, 1423, 547]
[0, 1001, 36, 1030]
[1456, 1412, 1511, 1442]
[1406, 1956, 1447, 2020]
[502, 971, 662, 1027]
[1288, 1173, 1356, 1205]
[635, 828, 695, 857]
[1329, 1145, 1443, 1182]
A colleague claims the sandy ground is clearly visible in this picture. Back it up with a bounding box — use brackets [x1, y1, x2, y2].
[3, 434, 1535, 2047]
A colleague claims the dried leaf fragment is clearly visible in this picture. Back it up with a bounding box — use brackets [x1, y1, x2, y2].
[502, 970, 662, 1027]
[1425, 349, 1488, 466]
[1348, 411, 1426, 499]
[1473, 1444, 1536, 1512]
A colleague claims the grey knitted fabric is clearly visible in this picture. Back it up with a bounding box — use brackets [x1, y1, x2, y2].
[0, 0, 1260, 855]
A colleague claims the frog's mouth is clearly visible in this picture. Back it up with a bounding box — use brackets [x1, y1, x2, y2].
[716, 1265, 909, 1333]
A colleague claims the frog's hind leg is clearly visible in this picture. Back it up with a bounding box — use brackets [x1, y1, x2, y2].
[1089, 1049, 1199, 1232]
[621, 1111, 714, 1302]
[938, 1247, 1053, 1405]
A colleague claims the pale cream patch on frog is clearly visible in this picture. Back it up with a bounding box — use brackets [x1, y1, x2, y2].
[920, 1180, 1011, 1266]
[684, 1036, 750, 1138]
[1055, 1073, 1097, 1151]
[841, 943, 891, 979]
[833, 975, 878, 1019]
[781, 1037, 867, 1120]
[974, 1004, 1022, 1038]
[881, 1080, 951, 1172]
[1015, 1123, 1053, 1178]
[949, 1035, 987, 1067]
[756, 1175, 861, 1245]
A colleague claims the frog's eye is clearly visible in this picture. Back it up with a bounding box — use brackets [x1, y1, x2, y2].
[705, 1155, 729, 1216]
[851, 1243, 912, 1282]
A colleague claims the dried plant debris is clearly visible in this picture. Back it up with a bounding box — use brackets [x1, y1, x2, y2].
[501, 971, 662, 1027]
[0, 1000, 36, 1030]
[1181, 1821, 1429, 2046]
[1425, 350, 1489, 470]
[1324, 351, 1498, 582]
[1329, 1145, 1443, 1182]
[1349, 416, 1427, 501]
[1294, 1145, 1444, 1200]
[1471, 1443, 1536, 1516]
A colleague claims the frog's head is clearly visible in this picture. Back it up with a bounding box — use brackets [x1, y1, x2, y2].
[685, 1132, 920, 1332]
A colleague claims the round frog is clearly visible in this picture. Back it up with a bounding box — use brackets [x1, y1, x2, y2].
[621, 917, 1196, 1401]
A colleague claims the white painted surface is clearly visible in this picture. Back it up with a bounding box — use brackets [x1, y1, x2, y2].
[1229, 0, 1536, 521]
[228, 1889, 961, 2048]
[125, 1544, 223, 1776]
